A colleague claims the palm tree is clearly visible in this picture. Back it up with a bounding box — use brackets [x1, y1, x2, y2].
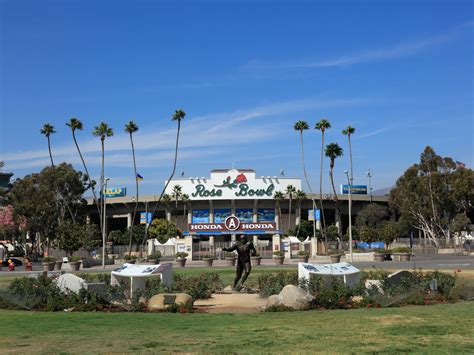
[181, 193, 190, 226]
[162, 194, 172, 221]
[66, 118, 102, 229]
[285, 185, 296, 232]
[325, 142, 344, 240]
[40, 123, 56, 169]
[315, 118, 331, 247]
[125, 120, 139, 254]
[148, 109, 185, 231]
[294, 120, 318, 240]
[273, 191, 284, 230]
[92, 122, 113, 268]
[171, 184, 183, 225]
[40, 123, 56, 256]
[342, 126, 356, 184]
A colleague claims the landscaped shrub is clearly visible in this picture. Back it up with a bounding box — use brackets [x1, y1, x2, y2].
[257, 271, 298, 297]
[302, 275, 365, 309]
[172, 272, 223, 300]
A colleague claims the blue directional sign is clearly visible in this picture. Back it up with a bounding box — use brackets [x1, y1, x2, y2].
[308, 209, 321, 221]
[340, 184, 368, 195]
[140, 212, 153, 224]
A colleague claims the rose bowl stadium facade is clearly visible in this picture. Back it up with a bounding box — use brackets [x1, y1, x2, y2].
[86, 168, 388, 259]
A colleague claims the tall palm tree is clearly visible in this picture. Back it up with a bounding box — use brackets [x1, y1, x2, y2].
[92, 122, 113, 268]
[147, 109, 185, 231]
[342, 126, 356, 184]
[181, 193, 190, 226]
[285, 184, 296, 232]
[125, 120, 139, 254]
[325, 142, 344, 240]
[40, 123, 56, 169]
[294, 120, 317, 240]
[66, 118, 102, 229]
[171, 184, 183, 225]
[40, 123, 56, 256]
[315, 118, 331, 247]
[273, 191, 284, 231]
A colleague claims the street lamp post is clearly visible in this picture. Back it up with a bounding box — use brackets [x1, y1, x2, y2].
[366, 169, 372, 203]
[102, 177, 110, 269]
[344, 170, 353, 263]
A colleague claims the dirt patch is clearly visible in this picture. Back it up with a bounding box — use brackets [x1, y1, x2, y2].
[194, 293, 266, 313]
[375, 315, 425, 325]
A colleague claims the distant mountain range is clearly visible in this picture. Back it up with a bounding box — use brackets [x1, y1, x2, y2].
[372, 186, 393, 196]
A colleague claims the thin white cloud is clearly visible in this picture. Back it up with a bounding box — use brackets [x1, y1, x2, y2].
[242, 21, 473, 70]
[355, 127, 392, 140]
[1, 96, 377, 169]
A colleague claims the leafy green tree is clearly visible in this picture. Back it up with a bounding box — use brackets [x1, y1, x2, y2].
[359, 226, 378, 243]
[287, 219, 320, 241]
[389, 146, 474, 246]
[148, 218, 181, 244]
[80, 223, 101, 254]
[326, 224, 339, 241]
[451, 213, 472, 235]
[125, 120, 139, 254]
[8, 164, 88, 254]
[108, 230, 125, 245]
[356, 203, 390, 230]
[379, 220, 400, 248]
[54, 220, 84, 256]
[325, 142, 344, 239]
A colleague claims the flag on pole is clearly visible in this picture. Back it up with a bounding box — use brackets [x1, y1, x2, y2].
[136, 173, 144, 181]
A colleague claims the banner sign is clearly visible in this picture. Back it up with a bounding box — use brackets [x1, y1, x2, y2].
[258, 208, 275, 222]
[192, 209, 210, 223]
[236, 208, 253, 222]
[214, 209, 232, 223]
[340, 185, 368, 195]
[140, 212, 152, 224]
[308, 209, 321, 221]
[103, 187, 126, 198]
[188, 215, 277, 235]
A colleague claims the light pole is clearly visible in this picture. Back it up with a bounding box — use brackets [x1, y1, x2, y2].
[366, 169, 372, 203]
[102, 177, 110, 269]
[344, 170, 353, 263]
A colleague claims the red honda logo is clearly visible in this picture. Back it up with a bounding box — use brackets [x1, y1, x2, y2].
[224, 215, 240, 231]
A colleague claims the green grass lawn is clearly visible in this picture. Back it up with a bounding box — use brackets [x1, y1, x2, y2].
[0, 303, 473, 353]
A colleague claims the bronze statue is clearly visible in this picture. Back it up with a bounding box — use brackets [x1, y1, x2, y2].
[223, 234, 256, 291]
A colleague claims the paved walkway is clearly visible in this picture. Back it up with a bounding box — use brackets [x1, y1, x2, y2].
[194, 293, 266, 313]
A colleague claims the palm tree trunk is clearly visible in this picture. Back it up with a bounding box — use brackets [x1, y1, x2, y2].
[128, 133, 139, 254]
[300, 132, 318, 240]
[348, 135, 353, 183]
[320, 132, 328, 249]
[145, 119, 182, 247]
[72, 131, 102, 230]
[329, 161, 342, 240]
[101, 138, 106, 267]
[287, 196, 292, 232]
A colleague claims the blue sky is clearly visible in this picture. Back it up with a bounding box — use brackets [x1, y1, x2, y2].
[1, 0, 473, 196]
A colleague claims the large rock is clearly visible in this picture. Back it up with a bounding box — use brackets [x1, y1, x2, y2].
[147, 293, 193, 312]
[265, 285, 313, 310]
[266, 294, 283, 308]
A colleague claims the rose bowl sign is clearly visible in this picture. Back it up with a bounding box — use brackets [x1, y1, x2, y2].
[165, 168, 301, 200]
